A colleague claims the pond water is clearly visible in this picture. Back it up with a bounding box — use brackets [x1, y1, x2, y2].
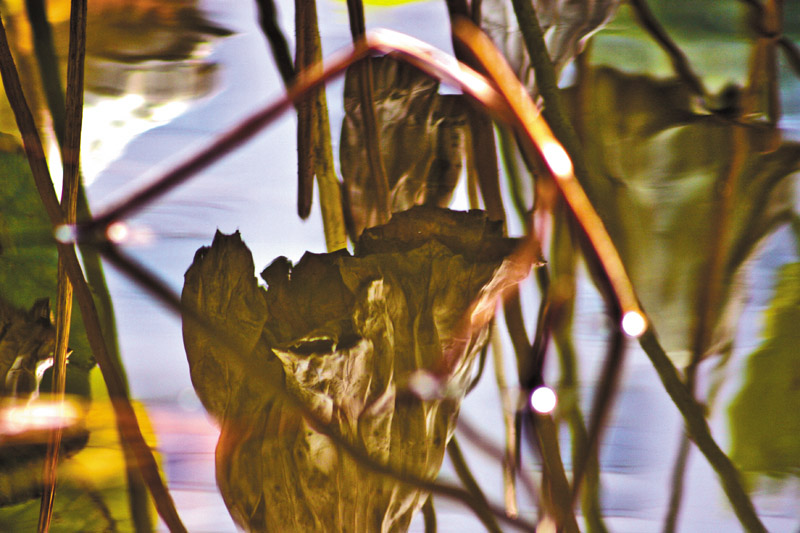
[2, 0, 800, 531]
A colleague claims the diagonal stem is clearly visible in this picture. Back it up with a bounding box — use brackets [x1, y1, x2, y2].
[639, 330, 766, 532]
[628, 0, 707, 97]
[447, 437, 503, 533]
[38, 0, 86, 529]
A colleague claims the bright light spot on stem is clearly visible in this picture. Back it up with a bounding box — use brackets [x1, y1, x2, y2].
[106, 221, 130, 243]
[541, 141, 573, 178]
[54, 224, 77, 244]
[530, 386, 557, 414]
[621, 310, 647, 338]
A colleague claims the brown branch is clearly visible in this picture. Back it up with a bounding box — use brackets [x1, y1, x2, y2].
[38, 0, 86, 529]
[447, 437, 503, 533]
[451, 19, 643, 321]
[503, 287, 532, 381]
[23, 0, 66, 143]
[0, 14, 62, 224]
[294, 0, 318, 219]
[62, 245, 187, 532]
[422, 495, 437, 533]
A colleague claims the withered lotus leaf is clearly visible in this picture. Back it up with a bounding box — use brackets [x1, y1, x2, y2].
[182, 206, 521, 532]
[340, 57, 469, 239]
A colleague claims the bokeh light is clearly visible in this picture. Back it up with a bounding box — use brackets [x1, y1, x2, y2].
[621, 310, 647, 338]
[54, 224, 77, 244]
[530, 386, 557, 414]
[106, 221, 130, 243]
[540, 141, 573, 178]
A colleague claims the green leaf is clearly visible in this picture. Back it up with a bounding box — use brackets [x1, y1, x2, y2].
[729, 262, 800, 481]
[182, 206, 521, 531]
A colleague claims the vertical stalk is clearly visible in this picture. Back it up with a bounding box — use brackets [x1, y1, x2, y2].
[490, 328, 518, 518]
[422, 496, 437, 533]
[38, 0, 86, 529]
[497, 125, 530, 225]
[38, 255, 73, 532]
[295, 0, 347, 250]
[527, 413, 580, 532]
[662, 432, 691, 533]
[551, 206, 607, 533]
[446, 437, 502, 533]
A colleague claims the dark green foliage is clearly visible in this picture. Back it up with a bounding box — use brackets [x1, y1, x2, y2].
[0, 148, 92, 393]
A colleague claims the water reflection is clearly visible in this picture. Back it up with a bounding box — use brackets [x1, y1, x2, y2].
[0, 0, 229, 184]
[340, 57, 468, 239]
[563, 65, 799, 366]
[182, 207, 527, 531]
[0, 298, 56, 399]
[1, 0, 798, 531]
